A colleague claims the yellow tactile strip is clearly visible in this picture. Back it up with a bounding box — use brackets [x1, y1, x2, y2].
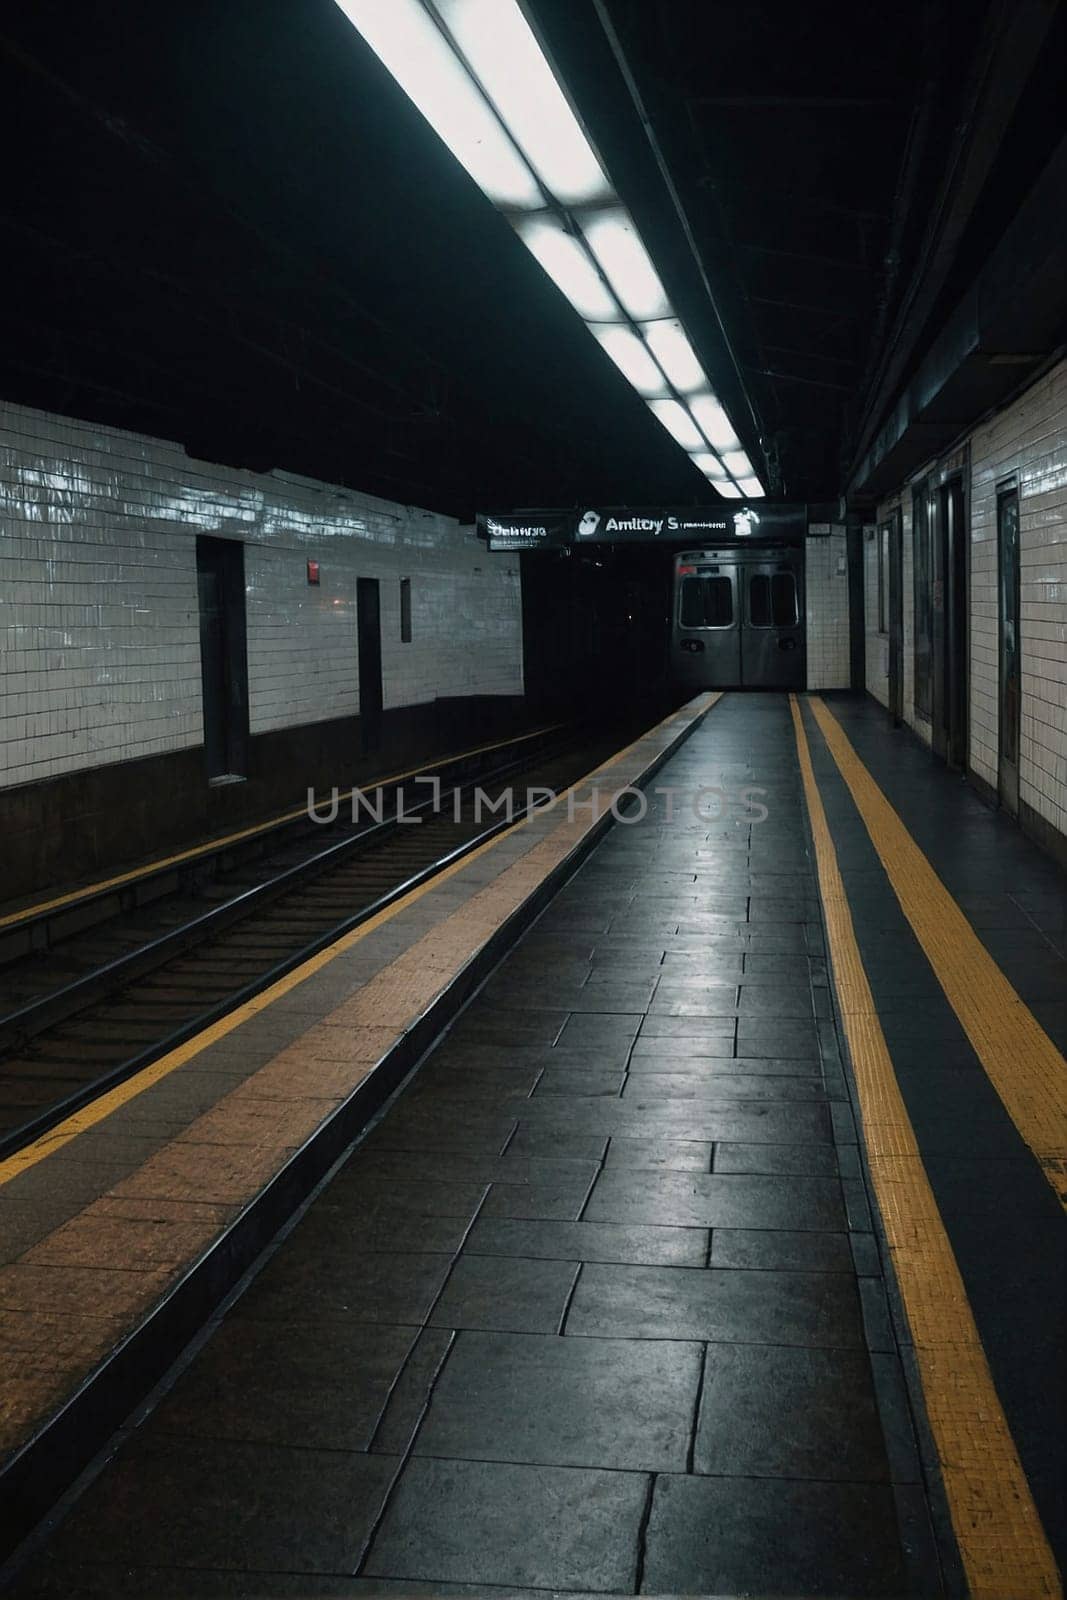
[0, 722, 563, 931]
[0, 694, 718, 1463]
[810, 695, 1067, 1211]
[790, 694, 1061, 1600]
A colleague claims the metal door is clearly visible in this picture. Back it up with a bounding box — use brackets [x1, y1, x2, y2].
[997, 485, 1021, 816]
[195, 536, 248, 780]
[933, 478, 968, 766]
[676, 564, 741, 687]
[912, 485, 933, 720]
[196, 564, 227, 779]
[887, 510, 904, 724]
[741, 562, 804, 688]
[357, 577, 384, 753]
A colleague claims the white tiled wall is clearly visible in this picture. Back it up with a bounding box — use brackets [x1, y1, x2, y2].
[0, 401, 523, 790]
[805, 526, 850, 689]
[970, 360, 1067, 838]
[862, 359, 1066, 845]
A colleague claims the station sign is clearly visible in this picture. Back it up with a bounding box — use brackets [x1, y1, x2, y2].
[571, 504, 807, 543]
[478, 503, 806, 549]
[477, 511, 573, 551]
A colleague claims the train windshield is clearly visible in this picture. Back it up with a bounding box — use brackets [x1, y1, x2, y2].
[680, 574, 734, 628]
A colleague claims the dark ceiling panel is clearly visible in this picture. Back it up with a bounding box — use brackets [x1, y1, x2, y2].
[0, 0, 1054, 513]
[531, 0, 960, 499]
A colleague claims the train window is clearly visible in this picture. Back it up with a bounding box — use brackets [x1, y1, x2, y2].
[772, 573, 798, 625]
[680, 574, 733, 628]
[749, 572, 797, 627]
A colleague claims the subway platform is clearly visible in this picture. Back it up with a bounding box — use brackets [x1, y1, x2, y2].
[1, 694, 1064, 1598]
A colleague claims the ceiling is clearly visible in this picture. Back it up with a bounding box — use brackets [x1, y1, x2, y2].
[0, 0, 1058, 517]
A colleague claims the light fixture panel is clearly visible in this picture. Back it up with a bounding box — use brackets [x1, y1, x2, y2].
[648, 398, 704, 451]
[333, 0, 763, 494]
[689, 451, 727, 479]
[642, 320, 705, 393]
[335, 0, 541, 208]
[584, 209, 670, 321]
[592, 326, 668, 396]
[516, 215, 618, 321]
[689, 393, 741, 452]
[435, 0, 611, 206]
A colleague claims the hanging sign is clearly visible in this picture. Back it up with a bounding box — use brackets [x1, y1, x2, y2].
[478, 504, 807, 549]
[571, 504, 807, 543]
[477, 511, 573, 551]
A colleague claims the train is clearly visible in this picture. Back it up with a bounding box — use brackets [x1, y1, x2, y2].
[670, 544, 806, 691]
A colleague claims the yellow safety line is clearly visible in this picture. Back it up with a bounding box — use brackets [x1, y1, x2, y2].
[809, 695, 1067, 1211]
[0, 695, 718, 1187]
[0, 723, 566, 931]
[789, 694, 1060, 1600]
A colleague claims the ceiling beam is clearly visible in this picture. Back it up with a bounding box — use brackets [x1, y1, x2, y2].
[762, 344, 860, 367]
[749, 368, 852, 392]
[688, 96, 895, 110]
[739, 243, 872, 272]
[751, 296, 859, 321]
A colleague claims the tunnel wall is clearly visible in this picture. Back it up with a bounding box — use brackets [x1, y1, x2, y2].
[865, 357, 1067, 854]
[0, 399, 525, 894]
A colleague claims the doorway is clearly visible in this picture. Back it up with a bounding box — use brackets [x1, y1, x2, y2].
[885, 510, 904, 724]
[196, 536, 248, 781]
[357, 577, 383, 754]
[912, 484, 933, 721]
[997, 484, 1021, 816]
[932, 476, 968, 767]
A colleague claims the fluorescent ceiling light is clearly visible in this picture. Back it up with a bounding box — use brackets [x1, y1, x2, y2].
[334, 0, 762, 500]
[592, 326, 667, 396]
[435, 0, 610, 206]
[736, 476, 765, 497]
[689, 394, 741, 452]
[584, 210, 670, 321]
[516, 215, 617, 321]
[689, 451, 727, 479]
[335, 0, 540, 208]
[648, 398, 704, 451]
[643, 321, 704, 393]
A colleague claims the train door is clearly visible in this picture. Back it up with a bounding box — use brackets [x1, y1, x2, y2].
[676, 562, 741, 686]
[887, 509, 904, 724]
[741, 559, 804, 689]
[997, 483, 1021, 816]
[356, 577, 384, 754]
[932, 477, 968, 766]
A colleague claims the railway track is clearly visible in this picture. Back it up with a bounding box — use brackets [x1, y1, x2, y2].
[0, 723, 630, 1157]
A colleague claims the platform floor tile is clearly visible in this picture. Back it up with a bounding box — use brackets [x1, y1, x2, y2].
[363, 1457, 648, 1591]
[6, 697, 928, 1599]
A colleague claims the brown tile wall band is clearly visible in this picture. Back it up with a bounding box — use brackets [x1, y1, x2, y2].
[0, 693, 718, 1563]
